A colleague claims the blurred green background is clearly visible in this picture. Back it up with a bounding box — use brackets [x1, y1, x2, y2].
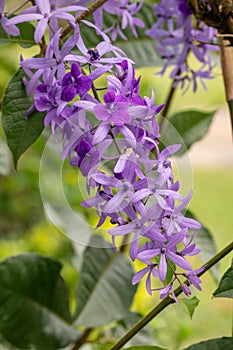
[0, 2, 233, 349]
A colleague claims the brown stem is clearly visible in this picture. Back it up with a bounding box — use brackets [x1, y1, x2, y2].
[159, 79, 177, 134]
[71, 328, 93, 350]
[61, 0, 108, 40]
[220, 36, 233, 134]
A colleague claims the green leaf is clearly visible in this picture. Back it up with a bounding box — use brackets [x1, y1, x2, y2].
[0, 254, 80, 350]
[0, 22, 36, 48]
[213, 262, 233, 298]
[80, 3, 163, 67]
[182, 337, 233, 350]
[2, 68, 44, 169]
[161, 110, 215, 156]
[180, 296, 200, 319]
[75, 235, 137, 327]
[186, 210, 219, 281]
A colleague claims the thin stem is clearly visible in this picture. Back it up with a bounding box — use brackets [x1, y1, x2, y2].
[110, 240, 233, 350]
[70, 328, 93, 350]
[7, 0, 31, 17]
[159, 78, 177, 134]
[40, 36, 47, 56]
[109, 129, 122, 155]
[61, 0, 108, 40]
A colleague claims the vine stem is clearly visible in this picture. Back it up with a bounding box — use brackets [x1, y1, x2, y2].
[109, 240, 233, 350]
[61, 0, 108, 40]
[71, 328, 93, 350]
[220, 37, 233, 134]
[159, 79, 177, 134]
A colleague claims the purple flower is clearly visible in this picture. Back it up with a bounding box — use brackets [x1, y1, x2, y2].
[94, 91, 130, 125]
[71, 138, 100, 177]
[7, 0, 85, 43]
[137, 229, 193, 282]
[61, 63, 92, 101]
[0, 0, 20, 36]
[99, 0, 145, 41]
[21, 26, 80, 95]
[146, 0, 217, 91]
[65, 20, 127, 68]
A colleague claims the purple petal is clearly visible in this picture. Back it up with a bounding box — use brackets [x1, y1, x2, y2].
[104, 91, 115, 104]
[167, 251, 192, 271]
[76, 76, 92, 96]
[94, 104, 109, 121]
[1, 17, 20, 36]
[159, 254, 167, 281]
[36, 0, 50, 14]
[109, 221, 135, 236]
[103, 190, 126, 213]
[118, 125, 136, 148]
[137, 248, 161, 260]
[71, 62, 81, 78]
[7, 13, 42, 25]
[132, 266, 150, 285]
[61, 86, 76, 102]
[92, 122, 110, 145]
[92, 173, 120, 188]
[131, 188, 151, 203]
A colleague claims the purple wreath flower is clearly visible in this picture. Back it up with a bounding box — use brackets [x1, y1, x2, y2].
[7, 0, 85, 43]
[0, 0, 20, 36]
[61, 63, 92, 101]
[94, 90, 130, 125]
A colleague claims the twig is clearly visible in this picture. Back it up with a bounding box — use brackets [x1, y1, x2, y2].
[220, 37, 233, 134]
[61, 0, 108, 40]
[71, 328, 93, 350]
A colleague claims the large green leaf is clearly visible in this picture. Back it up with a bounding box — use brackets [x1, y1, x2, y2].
[161, 110, 215, 156]
[75, 235, 137, 327]
[186, 210, 219, 281]
[2, 68, 44, 169]
[80, 3, 162, 67]
[0, 22, 35, 48]
[213, 262, 233, 298]
[0, 254, 80, 350]
[182, 337, 233, 350]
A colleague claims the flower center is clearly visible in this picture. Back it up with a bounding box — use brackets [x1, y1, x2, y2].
[87, 49, 100, 62]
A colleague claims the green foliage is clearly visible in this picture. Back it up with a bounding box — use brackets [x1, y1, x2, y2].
[213, 262, 233, 298]
[182, 337, 233, 350]
[2, 68, 44, 169]
[180, 296, 200, 319]
[0, 254, 79, 349]
[0, 22, 35, 48]
[161, 110, 216, 155]
[75, 235, 137, 327]
[80, 3, 163, 67]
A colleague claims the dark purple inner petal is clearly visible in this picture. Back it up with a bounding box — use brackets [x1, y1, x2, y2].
[61, 85, 76, 102]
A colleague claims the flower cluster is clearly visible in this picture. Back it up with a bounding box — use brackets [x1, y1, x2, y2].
[146, 0, 217, 91]
[91, 0, 145, 41]
[2, 0, 203, 300]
